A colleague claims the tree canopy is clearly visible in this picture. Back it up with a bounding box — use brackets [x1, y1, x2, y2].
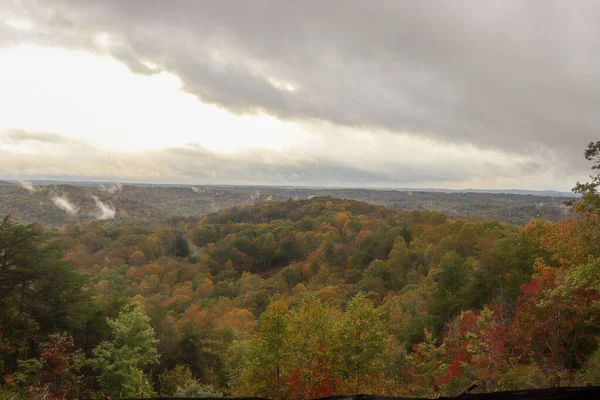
[1, 144, 600, 398]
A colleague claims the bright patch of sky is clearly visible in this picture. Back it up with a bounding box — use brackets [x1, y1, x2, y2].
[0, 45, 311, 153]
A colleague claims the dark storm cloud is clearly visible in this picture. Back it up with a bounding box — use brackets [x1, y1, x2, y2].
[3, 0, 599, 169]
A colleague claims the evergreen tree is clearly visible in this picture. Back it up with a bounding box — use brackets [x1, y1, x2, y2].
[0, 216, 85, 378]
[91, 305, 159, 398]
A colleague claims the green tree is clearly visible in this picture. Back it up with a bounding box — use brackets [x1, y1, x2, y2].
[340, 293, 386, 393]
[129, 250, 147, 266]
[174, 232, 190, 257]
[191, 224, 219, 247]
[10, 358, 42, 395]
[225, 340, 253, 396]
[430, 252, 471, 328]
[91, 305, 159, 398]
[161, 365, 194, 396]
[247, 300, 288, 399]
[408, 330, 448, 397]
[0, 216, 85, 377]
[569, 141, 600, 213]
[437, 252, 469, 297]
[174, 380, 223, 397]
[161, 364, 224, 397]
[578, 347, 600, 385]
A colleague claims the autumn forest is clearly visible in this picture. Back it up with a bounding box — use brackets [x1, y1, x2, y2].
[3, 149, 600, 399]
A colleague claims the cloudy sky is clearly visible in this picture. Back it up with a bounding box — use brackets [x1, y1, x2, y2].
[1, 0, 598, 190]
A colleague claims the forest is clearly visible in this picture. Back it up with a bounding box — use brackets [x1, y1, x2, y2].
[0, 180, 573, 228]
[1, 151, 600, 399]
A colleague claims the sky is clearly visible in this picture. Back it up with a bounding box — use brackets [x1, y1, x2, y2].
[0, 1, 598, 190]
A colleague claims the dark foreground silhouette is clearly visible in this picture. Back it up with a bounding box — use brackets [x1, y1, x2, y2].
[130, 385, 600, 400]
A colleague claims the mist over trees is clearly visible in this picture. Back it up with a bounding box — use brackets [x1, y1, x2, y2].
[0, 180, 574, 228]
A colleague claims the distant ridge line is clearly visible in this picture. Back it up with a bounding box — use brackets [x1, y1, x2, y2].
[1, 180, 577, 198]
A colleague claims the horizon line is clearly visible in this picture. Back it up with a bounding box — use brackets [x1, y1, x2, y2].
[1, 178, 577, 196]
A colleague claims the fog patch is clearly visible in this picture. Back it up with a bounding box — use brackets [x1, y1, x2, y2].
[52, 195, 79, 216]
[92, 195, 116, 220]
[249, 190, 260, 201]
[100, 182, 123, 195]
[558, 202, 572, 220]
[18, 180, 37, 192]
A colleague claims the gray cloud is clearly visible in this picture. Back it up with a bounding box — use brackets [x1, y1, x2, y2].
[2, 0, 599, 190]
[4, 0, 598, 167]
[518, 160, 544, 174]
[1, 130, 524, 188]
